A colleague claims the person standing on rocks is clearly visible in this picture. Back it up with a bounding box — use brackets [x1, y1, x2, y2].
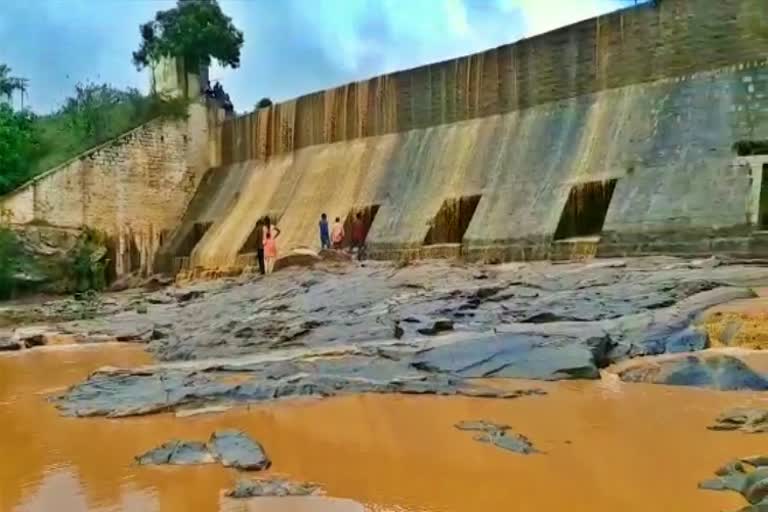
[319, 213, 331, 250]
[262, 217, 281, 274]
[351, 212, 366, 259]
[255, 217, 266, 275]
[331, 217, 345, 250]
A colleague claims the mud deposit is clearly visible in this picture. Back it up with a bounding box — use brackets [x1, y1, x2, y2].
[5, 257, 768, 511]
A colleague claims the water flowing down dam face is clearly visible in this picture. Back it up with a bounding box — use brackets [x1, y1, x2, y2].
[178, 61, 767, 269]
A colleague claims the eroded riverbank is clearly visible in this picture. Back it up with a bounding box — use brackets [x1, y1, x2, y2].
[3, 345, 768, 512]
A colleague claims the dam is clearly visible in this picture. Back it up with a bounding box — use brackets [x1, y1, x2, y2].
[169, 0, 768, 273]
[2, 0, 768, 277]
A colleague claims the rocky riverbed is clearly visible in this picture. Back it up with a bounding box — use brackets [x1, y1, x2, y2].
[5, 255, 768, 511]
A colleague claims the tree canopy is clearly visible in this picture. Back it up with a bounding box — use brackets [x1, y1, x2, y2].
[255, 97, 273, 110]
[0, 104, 40, 195]
[0, 65, 28, 107]
[132, 0, 244, 72]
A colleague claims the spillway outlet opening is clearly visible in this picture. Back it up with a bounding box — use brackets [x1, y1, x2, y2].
[423, 195, 481, 246]
[553, 180, 617, 241]
[343, 204, 380, 246]
[734, 140, 768, 157]
[760, 164, 768, 229]
[177, 222, 213, 258]
[239, 214, 281, 255]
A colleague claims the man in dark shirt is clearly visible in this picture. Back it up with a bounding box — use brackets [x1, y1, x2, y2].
[319, 213, 330, 250]
[256, 217, 265, 275]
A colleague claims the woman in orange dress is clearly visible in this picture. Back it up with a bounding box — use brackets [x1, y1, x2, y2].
[262, 217, 281, 274]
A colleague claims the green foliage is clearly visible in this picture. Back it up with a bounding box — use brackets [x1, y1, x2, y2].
[255, 97, 273, 110]
[69, 228, 109, 293]
[0, 225, 24, 299]
[133, 0, 244, 72]
[0, 64, 27, 105]
[28, 83, 190, 181]
[0, 104, 41, 195]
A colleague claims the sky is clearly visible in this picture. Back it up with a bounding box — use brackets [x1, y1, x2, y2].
[0, 0, 640, 114]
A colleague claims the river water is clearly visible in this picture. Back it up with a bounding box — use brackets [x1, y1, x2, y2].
[2, 344, 768, 512]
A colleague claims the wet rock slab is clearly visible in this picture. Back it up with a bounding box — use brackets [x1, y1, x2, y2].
[615, 354, 768, 390]
[413, 333, 605, 380]
[455, 420, 538, 455]
[135, 431, 269, 470]
[227, 477, 321, 498]
[710, 409, 768, 433]
[136, 441, 214, 465]
[53, 354, 545, 418]
[209, 430, 270, 470]
[700, 457, 768, 510]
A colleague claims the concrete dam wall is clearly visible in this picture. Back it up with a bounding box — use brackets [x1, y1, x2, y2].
[167, 0, 768, 271]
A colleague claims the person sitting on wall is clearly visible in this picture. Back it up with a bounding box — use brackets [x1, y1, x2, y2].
[319, 213, 331, 250]
[331, 217, 345, 250]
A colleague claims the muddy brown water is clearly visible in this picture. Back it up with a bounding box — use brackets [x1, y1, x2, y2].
[3, 345, 768, 512]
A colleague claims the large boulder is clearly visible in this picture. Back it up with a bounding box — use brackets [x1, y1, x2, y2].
[616, 354, 768, 390]
[208, 430, 271, 470]
[274, 249, 321, 272]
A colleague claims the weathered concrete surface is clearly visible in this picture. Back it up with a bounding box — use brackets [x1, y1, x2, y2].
[189, 55, 768, 269]
[227, 478, 321, 498]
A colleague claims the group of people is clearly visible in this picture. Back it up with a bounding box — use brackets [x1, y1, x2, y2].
[253, 212, 369, 276]
[319, 212, 367, 257]
[202, 80, 235, 115]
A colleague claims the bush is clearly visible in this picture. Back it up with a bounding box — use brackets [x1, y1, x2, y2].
[69, 228, 109, 293]
[0, 226, 24, 299]
[0, 104, 41, 195]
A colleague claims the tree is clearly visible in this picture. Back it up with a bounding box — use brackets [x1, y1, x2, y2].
[0, 65, 28, 109]
[0, 104, 40, 195]
[132, 0, 244, 73]
[255, 97, 273, 110]
[59, 82, 138, 142]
